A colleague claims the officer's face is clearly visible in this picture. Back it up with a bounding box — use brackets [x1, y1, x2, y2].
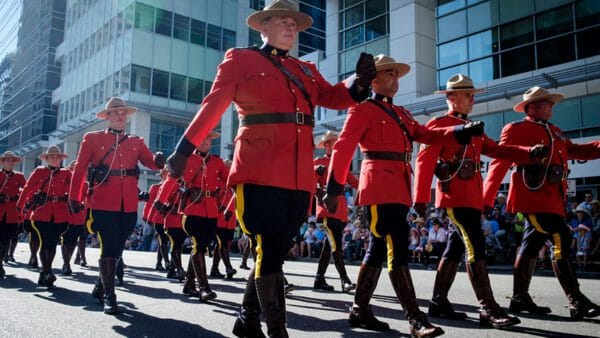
[106, 109, 129, 131]
[371, 69, 399, 98]
[1, 159, 16, 171]
[46, 154, 62, 167]
[526, 99, 554, 121]
[261, 16, 298, 50]
[446, 91, 474, 114]
[198, 138, 212, 153]
[323, 140, 335, 156]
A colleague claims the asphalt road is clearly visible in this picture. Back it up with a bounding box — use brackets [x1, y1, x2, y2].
[0, 243, 598, 337]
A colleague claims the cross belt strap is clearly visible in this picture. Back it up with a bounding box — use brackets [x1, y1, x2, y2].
[363, 151, 412, 163]
[368, 99, 413, 143]
[239, 112, 314, 127]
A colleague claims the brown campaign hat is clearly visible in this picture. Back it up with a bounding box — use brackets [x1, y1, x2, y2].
[208, 131, 221, 140]
[96, 97, 137, 119]
[435, 74, 485, 94]
[513, 86, 563, 113]
[373, 54, 410, 79]
[0, 151, 22, 163]
[247, 0, 313, 32]
[38, 145, 69, 161]
[316, 130, 338, 149]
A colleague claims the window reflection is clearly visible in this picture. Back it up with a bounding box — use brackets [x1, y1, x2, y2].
[468, 30, 498, 59]
[500, 17, 533, 49]
[438, 38, 467, 68]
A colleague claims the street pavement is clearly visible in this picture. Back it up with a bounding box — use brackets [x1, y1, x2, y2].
[1, 243, 598, 337]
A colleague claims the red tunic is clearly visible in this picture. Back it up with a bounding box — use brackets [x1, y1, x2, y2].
[178, 48, 359, 193]
[0, 170, 26, 224]
[158, 153, 229, 218]
[413, 112, 533, 210]
[143, 184, 160, 223]
[70, 130, 160, 212]
[17, 167, 71, 223]
[327, 99, 461, 206]
[483, 117, 600, 216]
[314, 155, 358, 221]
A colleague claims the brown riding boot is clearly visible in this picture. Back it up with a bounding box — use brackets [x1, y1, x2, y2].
[467, 260, 520, 328]
[333, 250, 355, 293]
[510, 255, 551, 315]
[191, 253, 216, 302]
[210, 249, 225, 277]
[389, 266, 444, 337]
[77, 237, 87, 266]
[100, 257, 118, 314]
[429, 258, 467, 320]
[552, 259, 600, 319]
[232, 268, 266, 338]
[29, 237, 39, 268]
[348, 264, 389, 331]
[61, 245, 75, 276]
[256, 272, 288, 338]
[183, 258, 199, 297]
[220, 244, 237, 279]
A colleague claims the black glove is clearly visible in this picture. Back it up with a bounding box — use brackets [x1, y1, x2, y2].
[530, 144, 549, 161]
[68, 200, 83, 214]
[315, 165, 326, 177]
[463, 121, 485, 137]
[413, 202, 427, 217]
[138, 191, 150, 201]
[322, 194, 338, 213]
[153, 201, 169, 216]
[224, 210, 233, 222]
[355, 53, 376, 88]
[154, 151, 166, 168]
[167, 152, 188, 178]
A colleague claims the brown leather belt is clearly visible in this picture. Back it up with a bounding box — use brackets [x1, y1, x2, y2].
[363, 151, 412, 163]
[108, 168, 140, 177]
[0, 194, 18, 203]
[239, 112, 315, 127]
[47, 195, 68, 202]
[187, 188, 219, 201]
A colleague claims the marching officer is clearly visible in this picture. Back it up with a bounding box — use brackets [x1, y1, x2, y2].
[142, 170, 171, 274]
[210, 160, 238, 280]
[413, 74, 546, 328]
[0, 151, 26, 277]
[312, 131, 358, 293]
[17, 146, 71, 287]
[165, 1, 375, 336]
[323, 55, 484, 337]
[61, 160, 89, 275]
[483, 86, 600, 320]
[155, 132, 229, 302]
[69, 97, 165, 314]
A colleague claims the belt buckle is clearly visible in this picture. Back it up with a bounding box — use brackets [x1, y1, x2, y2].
[52, 196, 59, 202]
[405, 153, 412, 162]
[120, 168, 127, 177]
[205, 191, 211, 198]
[295, 112, 305, 125]
[562, 171, 567, 180]
[475, 161, 481, 171]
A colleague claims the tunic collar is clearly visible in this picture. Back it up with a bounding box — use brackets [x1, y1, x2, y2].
[371, 93, 393, 104]
[261, 43, 289, 58]
[449, 111, 469, 120]
[107, 128, 125, 135]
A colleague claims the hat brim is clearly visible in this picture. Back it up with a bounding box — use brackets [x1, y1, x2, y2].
[247, 10, 312, 32]
[0, 156, 22, 163]
[96, 106, 137, 119]
[376, 63, 411, 79]
[513, 93, 563, 113]
[38, 153, 69, 161]
[208, 132, 221, 140]
[316, 137, 337, 149]
[435, 87, 486, 94]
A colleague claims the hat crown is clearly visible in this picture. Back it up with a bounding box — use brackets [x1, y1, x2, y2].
[522, 86, 550, 102]
[264, 0, 296, 11]
[2, 151, 17, 157]
[373, 54, 396, 67]
[445, 74, 475, 90]
[44, 145, 62, 155]
[320, 130, 338, 142]
[105, 97, 128, 110]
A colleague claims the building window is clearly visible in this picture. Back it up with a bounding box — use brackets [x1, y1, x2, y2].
[207, 24, 222, 50]
[577, 26, 600, 58]
[188, 77, 204, 104]
[536, 35, 575, 69]
[173, 14, 190, 41]
[339, 0, 388, 52]
[134, 2, 154, 32]
[536, 5, 573, 40]
[576, 0, 600, 29]
[155, 9, 172, 37]
[170, 73, 187, 101]
[499, 17, 533, 49]
[248, 28, 262, 46]
[222, 29, 236, 50]
[131, 65, 151, 94]
[149, 118, 186, 154]
[152, 69, 169, 98]
[190, 19, 206, 46]
[121, 65, 130, 93]
[438, 10, 466, 43]
[500, 45, 534, 77]
[249, 0, 265, 11]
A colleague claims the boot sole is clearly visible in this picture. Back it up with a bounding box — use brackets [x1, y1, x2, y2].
[429, 307, 468, 320]
[348, 317, 390, 331]
[479, 317, 521, 329]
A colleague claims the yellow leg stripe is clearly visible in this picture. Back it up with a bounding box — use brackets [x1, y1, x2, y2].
[386, 234, 394, 272]
[235, 184, 251, 235]
[181, 215, 188, 233]
[528, 214, 548, 235]
[30, 220, 42, 253]
[86, 209, 95, 234]
[323, 217, 337, 253]
[97, 231, 103, 257]
[191, 236, 198, 256]
[216, 234, 222, 250]
[552, 233, 562, 260]
[369, 205, 381, 238]
[255, 234, 263, 279]
[447, 208, 476, 264]
[165, 230, 175, 252]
